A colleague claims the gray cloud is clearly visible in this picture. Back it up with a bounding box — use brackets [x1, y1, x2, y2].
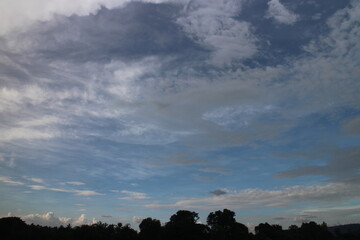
[276, 147, 360, 183]
[272, 216, 287, 221]
[209, 189, 227, 196]
[343, 115, 360, 136]
[293, 214, 317, 223]
[301, 206, 360, 221]
[4, 2, 202, 63]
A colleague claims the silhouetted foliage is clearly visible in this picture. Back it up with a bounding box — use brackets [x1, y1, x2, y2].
[164, 210, 207, 240]
[255, 222, 285, 240]
[207, 209, 249, 240]
[0, 211, 358, 240]
[139, 217, 161, 240]
[169, 210, 199, 225]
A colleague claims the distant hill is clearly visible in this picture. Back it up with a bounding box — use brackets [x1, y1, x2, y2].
[328, 224, 360, 235]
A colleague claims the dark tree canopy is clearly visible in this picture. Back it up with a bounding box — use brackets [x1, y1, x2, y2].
[207, 209, 236, 228]
[0, 211, 358, 240]
[139, 217, 161, 240]
[168, 210, 199, 225]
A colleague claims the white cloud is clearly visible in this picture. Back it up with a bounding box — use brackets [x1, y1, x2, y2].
[72, 214, 97, 226]
[0, 0, 170, 36]
[132, 216, 144, 224]
[266, 0, 298, 25]
[105, 58, 161, 102]
[29, 185, 46, 190]
[177, 0, 257, 65]
[144, 183, 360, 210]
[18, 116, 61, 128]
[202, 104, 275, 128]
[0, 86, 50, 113]
[23, 176, 44, 184]
[0, 128, 57, 142]
[73, 190, 103, 196]
[21, 212, 97, 227]
[28, 184, 103, 196]
[0, 176, 24, 185]
[199, 167, 229, 175]
[63, 181, 86, 186]
[120, 190, 150, 200]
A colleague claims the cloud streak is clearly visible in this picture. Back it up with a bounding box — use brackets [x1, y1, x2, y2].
[119, 190, 150, 200]
[144, 183, 360, 210]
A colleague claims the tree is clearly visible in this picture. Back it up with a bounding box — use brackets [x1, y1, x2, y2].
[164, 210, 207, 240]
[255, 222, 284, 240]
[139, 217, 161, 240]
[169, 210, 199, 225]
[0, 217, 28, 239]
[207, 209, 249, 240]
[207, 209, 236, 229]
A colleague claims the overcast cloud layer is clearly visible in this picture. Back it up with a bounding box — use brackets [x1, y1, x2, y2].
[0, 0, 359, 228]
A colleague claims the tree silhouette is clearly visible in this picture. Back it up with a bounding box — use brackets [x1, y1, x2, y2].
[255, 222, 285, 240]
[169, 210, 199, 224]
[0, 217, 28, 240]
[0, 210, 358, 240]
[207, 209, 249, 240]
[164, 210, 207, 240]
[139, 217, 161, 240]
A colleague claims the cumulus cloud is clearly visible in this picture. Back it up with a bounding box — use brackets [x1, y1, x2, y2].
[132, 216, 144, 224]
[144, 183, 360, 210]
[21, 212, 97, 227]
[266, 0, 298, 25]
[119, 190, 150, 200]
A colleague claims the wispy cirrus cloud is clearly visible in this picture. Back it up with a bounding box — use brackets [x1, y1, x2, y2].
[63, 181, 86, 186]
[144, 183, 360, 210]
[119, 190, 150, 200]
[23, 176, 44, 184]
[28, 184, 103, 196]
[0, 176, 24, 185]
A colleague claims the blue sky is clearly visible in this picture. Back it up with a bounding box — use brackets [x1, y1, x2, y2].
[0, 0, 360, 229]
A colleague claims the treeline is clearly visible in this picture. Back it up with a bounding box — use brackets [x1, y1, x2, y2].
[1, 209, 359, 240]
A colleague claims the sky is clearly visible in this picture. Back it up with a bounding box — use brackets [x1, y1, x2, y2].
[0, 0, 360, 229]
